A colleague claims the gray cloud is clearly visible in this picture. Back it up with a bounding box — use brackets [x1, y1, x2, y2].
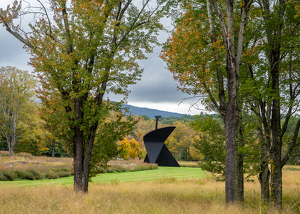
[0, 27, 32, 71]
[0, 0, 200, 115]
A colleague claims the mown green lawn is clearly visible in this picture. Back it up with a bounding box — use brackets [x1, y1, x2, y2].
[0, 167, 205, 187]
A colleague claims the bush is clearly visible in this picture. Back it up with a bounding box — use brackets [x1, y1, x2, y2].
[56, 171, 71, 178]
[0, 172, 9, 181]
[53, 167, 69, 173]
[112, 165, 126, 172]
[16, 170, 36, 180]
[45, 170, 58, 179]
[3, 170, 15, 181]
[28, 169, 41, 180]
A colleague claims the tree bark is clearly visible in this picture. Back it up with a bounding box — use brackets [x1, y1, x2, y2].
[225, 68, 238, 204]
[236, 124, 244, 203]
[261, 0, 285, 208]
[73, 98, 85, 192]
[178, 149, 182, 162]
[52, 139, 55, 158]
[210, 0, 252, 203]
[258, 135, 270, 203]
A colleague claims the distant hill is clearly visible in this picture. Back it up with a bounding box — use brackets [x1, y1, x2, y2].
[122, 104, 184, 118]
[36, 98, 187, 118]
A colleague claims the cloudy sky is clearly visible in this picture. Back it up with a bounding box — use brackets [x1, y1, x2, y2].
[0, 0, 204, 116]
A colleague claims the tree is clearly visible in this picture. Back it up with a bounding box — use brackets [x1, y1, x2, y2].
[132, 117, 162, 150]
[15, 101, 49, 156]
[161, 0, 254, 203]
[238, 0, 300, 208]
[128, 138, 140, 159]
[118, 138, 131, 160]
[167, 121, 192, 161]
[118, 137, 140, 159]
[190, 114, 260, 181]
[1, 0, 164, 192]
[189, 144, 203, 161]
[0, 66, 36, 156]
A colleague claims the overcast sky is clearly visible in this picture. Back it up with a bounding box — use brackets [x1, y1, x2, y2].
[0, 0, 204, 116]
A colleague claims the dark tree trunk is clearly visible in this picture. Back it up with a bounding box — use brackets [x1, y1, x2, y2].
[73, 96, 100, 193]
[259, 141, 270, 202]
[270, 101, 282, 209]
[73, 98, 85, 192]
[261, 0, 285, 209]
[269, 34, 283, 211]
[269, 46, 282, 209]
[236, 125, 244, 203]
[225, 55, 238, 204]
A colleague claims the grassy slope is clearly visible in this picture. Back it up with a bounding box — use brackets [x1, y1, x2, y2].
[0, 167, 205, 187]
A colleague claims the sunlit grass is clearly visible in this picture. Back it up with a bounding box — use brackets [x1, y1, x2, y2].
[1, 176, 299, 213]
[0, 167, 206, 187]
[0, 155, 299, 213]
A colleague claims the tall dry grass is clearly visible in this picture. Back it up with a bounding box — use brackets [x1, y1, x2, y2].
[0, 152, 73, 180]
[1, 166, 299, 214]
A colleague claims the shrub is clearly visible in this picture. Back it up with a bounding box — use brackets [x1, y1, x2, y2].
[106, 167, 114, 173]
[16, 170, 36, 180]
[0, 172, 9, 181]
[28, 169, 41, 180]
[112, 165, 126, 172]
[53, 167, 69, 173]
[45, 170, 58, 179]
[3, 170, 15, 181]
[56, 171, 71, 178]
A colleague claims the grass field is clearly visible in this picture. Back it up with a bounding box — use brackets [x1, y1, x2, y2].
[0, 155, 299, 213]
[0, 167, 205, 187]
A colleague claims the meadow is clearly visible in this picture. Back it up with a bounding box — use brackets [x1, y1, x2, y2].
[0, 154, 299, 213]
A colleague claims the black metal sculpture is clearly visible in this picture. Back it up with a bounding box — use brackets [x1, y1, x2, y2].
[143, 126, 180, 167]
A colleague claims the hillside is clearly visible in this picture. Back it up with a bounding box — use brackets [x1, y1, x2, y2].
[122, 104, 184, 118]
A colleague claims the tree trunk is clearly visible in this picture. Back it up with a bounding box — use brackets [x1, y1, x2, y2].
[259, 141, 270, 202]
[8, 135, 14, 157]
[236, 125, 244, 203]
[225, 62, 238, 204]
[178, 149, 182, 162]
[270, 150, 282, 209]
[261, 0, 285, 209]
[270, 95, 282, 209]
[52, 139, 55, 158]
[73, 98, 85, 192]
[8, 112, 18, 157]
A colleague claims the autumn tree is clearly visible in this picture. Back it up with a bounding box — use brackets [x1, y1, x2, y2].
[131, 117, 156, 150]
[15, 101, 49, 156]
[118, 137, 140, 159]
[239, 0, 300, 208]
[128, 138, 140, 159]
[0, 66, 36, 156]
[163, 0, 300, 208]
[166, 121, 192, 161]
[1, 0, 165, 192]
[162, 0, 254, 203]
[118, 138, 131, 160]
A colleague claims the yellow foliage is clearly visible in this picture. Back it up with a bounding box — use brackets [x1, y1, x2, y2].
[118, 137, 141, 160]
[189, 146, 203, 160]
[128, 138, 140, 159]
